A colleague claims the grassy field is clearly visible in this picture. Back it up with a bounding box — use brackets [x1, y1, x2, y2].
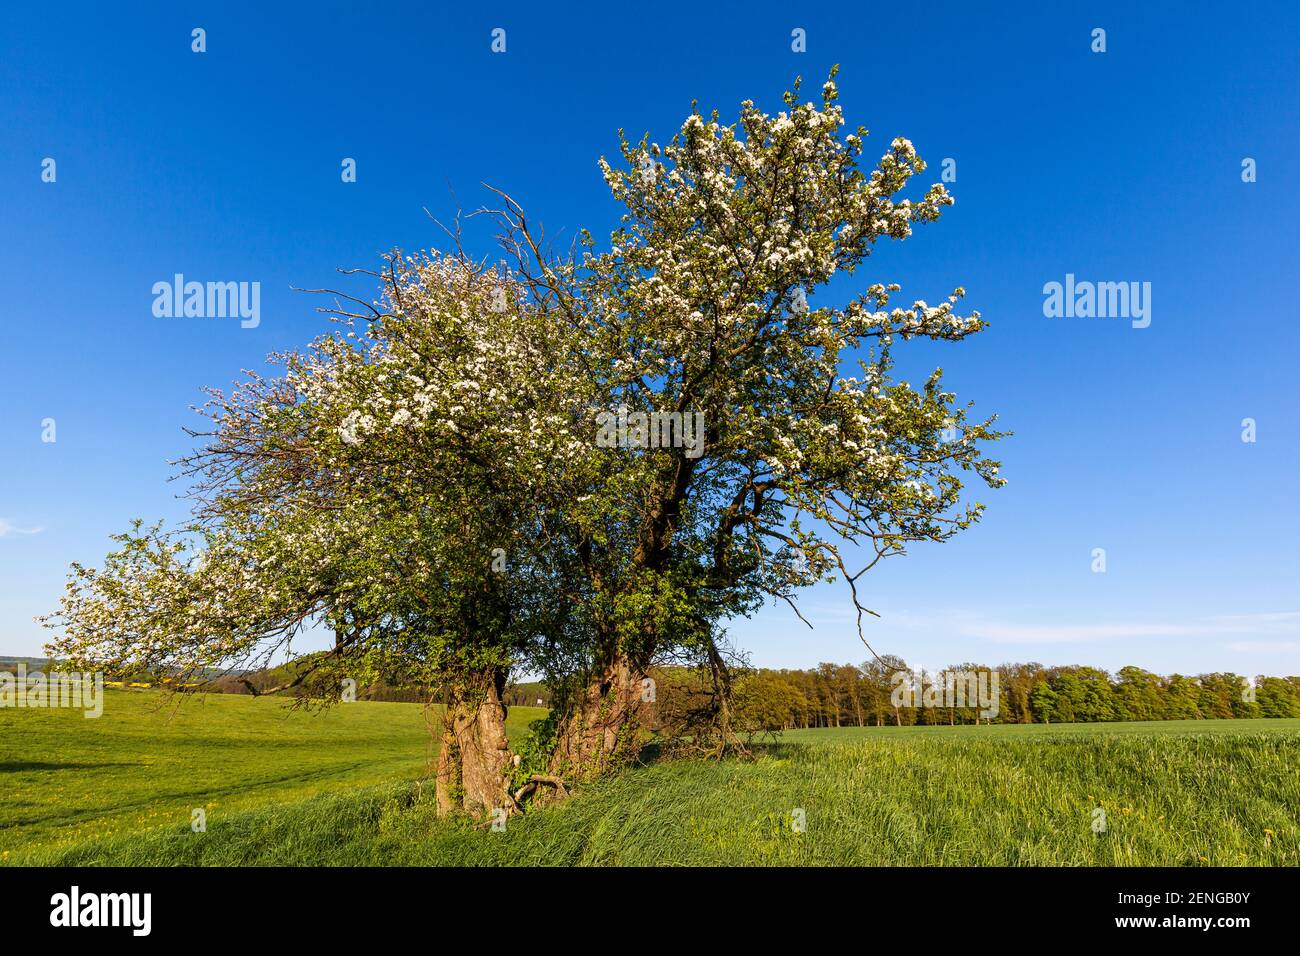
[0, 688, 544, 856]
[3, 689, 1298, 865]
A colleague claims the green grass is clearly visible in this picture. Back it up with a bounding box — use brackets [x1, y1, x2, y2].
[0, 688, 544, 856]
[3, 691, 1298, 866]
[776, 718, 1294, 741]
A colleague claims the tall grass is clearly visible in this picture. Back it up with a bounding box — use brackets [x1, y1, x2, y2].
[11, 724, 1298, 866]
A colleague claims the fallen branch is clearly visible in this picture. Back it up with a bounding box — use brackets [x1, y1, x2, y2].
[511, 774, 569, 806]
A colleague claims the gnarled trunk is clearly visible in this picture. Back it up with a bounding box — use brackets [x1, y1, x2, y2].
[433, 670, 514, 817]
[434, 715, 461, 816]
[549, 655, 649, 779]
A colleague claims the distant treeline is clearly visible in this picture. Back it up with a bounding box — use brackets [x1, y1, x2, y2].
[670, 661, 1300, 730]
[9, 655, 1298, 726]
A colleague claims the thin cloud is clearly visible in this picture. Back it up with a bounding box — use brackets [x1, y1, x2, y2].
[972, 613, 1300, 645]
[782, 602, 1300, 647]
[875, 609, 1300, 646]
[972, 623, 1191, 644]
[0, 518, 43, 538]
[1212, 612, 1300, 625]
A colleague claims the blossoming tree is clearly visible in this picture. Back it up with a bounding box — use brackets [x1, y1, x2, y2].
[497, 69, 1007, 775]
[44, 254, 593, 815]
[44, 70, 1007, 810]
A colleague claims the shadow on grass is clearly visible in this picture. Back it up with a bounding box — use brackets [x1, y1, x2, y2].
[636, 735, 810, 768]
[0, 760, 137, 773]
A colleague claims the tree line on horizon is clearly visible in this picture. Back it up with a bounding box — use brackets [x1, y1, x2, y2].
[217, 657, 1300, 727]
[680, 660, 1300, 729]
[13, 651, 1295, 727]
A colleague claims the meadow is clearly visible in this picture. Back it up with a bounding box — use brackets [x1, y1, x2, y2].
[0, 687, 542, 854]
[3, 689, 1297, 866]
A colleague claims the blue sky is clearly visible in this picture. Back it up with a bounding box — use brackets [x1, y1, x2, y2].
[2, 1, 1297, 677]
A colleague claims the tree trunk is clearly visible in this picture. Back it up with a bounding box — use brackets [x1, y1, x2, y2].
[434, 670, 514, 817]
[549, 654, 648, 779]
[434, 714, 460, 816]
